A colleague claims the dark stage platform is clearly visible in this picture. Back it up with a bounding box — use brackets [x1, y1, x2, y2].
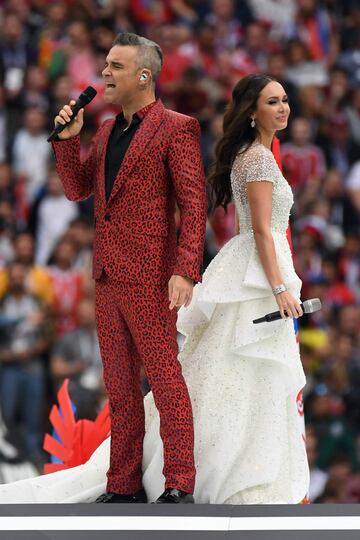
[0, 503, 360, 540]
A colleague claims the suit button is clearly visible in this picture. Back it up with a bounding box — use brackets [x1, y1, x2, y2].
[105, 213, 111, 222]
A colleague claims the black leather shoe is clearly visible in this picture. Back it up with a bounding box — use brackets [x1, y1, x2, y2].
[154, 488, 194, 504]
[95, 489, 147, 503]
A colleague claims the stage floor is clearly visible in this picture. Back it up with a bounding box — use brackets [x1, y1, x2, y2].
[0, 503, 360, 539]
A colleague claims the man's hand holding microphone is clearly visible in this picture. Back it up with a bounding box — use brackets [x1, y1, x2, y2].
[47, 86, 97, 142]
[53, 100, 84, 140]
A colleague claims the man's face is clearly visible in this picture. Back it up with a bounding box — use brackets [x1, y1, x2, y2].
[15, 235, 34, 263]
[4, 14, 22, 42]
[8, 264, 27, 293]
[25, 109, 46, 134]
[102, 45, 141, 105]
[291, 118, 310, 146]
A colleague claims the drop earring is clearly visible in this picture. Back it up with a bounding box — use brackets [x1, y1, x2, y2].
[251, 118, 256, 128]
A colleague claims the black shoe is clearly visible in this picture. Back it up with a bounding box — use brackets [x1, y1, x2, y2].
[154, 488, 194, 504]
[95, 489, 147, 503]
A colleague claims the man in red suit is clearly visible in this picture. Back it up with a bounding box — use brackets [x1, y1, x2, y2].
[52, 33, 207, 504]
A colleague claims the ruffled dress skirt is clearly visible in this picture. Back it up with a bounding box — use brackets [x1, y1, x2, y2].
[142, 231, 309, 504]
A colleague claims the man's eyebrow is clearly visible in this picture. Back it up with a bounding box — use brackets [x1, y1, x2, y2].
[105, 59, 124, 65]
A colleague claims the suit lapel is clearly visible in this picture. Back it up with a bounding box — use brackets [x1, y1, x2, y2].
[107, 100, 165, 206]
[98, 119, 115, 210]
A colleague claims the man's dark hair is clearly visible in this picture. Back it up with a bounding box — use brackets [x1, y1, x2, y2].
[112, 32, 163, 82]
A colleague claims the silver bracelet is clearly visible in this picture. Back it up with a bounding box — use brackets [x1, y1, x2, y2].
[272, 283, 287, 295]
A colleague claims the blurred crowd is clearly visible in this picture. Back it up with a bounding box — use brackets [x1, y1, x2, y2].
[0, 0, 359, 502]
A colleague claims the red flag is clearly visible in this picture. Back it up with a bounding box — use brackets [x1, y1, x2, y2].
[271, 137, 308, 504]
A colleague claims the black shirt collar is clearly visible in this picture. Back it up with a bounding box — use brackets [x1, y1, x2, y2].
[115, 100, 157, 129]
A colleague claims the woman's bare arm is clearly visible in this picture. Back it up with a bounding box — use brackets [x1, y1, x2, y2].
[247, 180, 302, 319]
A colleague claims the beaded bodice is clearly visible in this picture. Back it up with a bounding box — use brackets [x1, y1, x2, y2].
[230, 142, 293, 234]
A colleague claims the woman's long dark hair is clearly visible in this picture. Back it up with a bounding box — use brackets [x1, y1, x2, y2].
[208, 74, 275, 210]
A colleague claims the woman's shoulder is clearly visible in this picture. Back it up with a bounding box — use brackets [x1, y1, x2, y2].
[239, 141, 273, 160]
[234, 141, 273, 167]
[233, 142, 279, 183]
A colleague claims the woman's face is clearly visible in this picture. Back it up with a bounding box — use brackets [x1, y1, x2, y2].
[253, 81, 290, 133]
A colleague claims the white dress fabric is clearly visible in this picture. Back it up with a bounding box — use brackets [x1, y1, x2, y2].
[0, 142, 309, 504]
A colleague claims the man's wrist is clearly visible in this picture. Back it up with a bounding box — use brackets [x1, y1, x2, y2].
[172, 274, 194, 284]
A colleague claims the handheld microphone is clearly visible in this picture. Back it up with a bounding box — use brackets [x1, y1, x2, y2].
[252, 298, 322, 324]
[47, 86, 97, 142]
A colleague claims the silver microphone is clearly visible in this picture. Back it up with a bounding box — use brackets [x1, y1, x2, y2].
[253, 298, 322, 324]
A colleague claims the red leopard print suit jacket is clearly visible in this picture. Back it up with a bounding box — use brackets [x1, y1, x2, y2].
[52, 100, 207, 285]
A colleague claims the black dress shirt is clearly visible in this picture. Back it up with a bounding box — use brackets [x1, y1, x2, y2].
[104, 101, 157, 202]
[105, 112, 141, 202]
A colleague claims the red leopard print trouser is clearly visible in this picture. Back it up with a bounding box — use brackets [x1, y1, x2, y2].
[95, 273, 196, 495]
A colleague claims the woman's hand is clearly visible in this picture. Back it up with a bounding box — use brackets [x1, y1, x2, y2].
[275, 291, 303, 319]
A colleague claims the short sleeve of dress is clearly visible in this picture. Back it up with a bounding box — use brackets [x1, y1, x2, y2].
[242, 145, 277, 184]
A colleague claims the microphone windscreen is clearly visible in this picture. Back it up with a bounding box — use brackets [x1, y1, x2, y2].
[303, 298, 322, 314]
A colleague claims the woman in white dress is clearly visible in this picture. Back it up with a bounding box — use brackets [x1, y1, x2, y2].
[0, 74, 309, 504]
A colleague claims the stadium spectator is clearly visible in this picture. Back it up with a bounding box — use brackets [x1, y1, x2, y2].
[0, 161, 14, 204]
[282, 116, 326, 192]
[37, 2, 68, 77]
[0, 86, 6, 162]
[48, 237, 85, 337]
[65, 20, 98, 94]
[65, 217, 93, 287]
[23, 65, 49, 112]
[11, 107, 51, 213]
[346, 87, 360, 145]
[346, 160, 360, 214]
[0, 260, 49, 465]
[204, 0, 244, 52]
[34, 169, 79, 266]
[305, 425, 328, 502]
[155, 24, 193, 92]
[286, 0, 336, 62]
[247, 0, 296, 40]
[0, 232, 54, 305]
[319, 112, 360, 176]
[285, 38, 328, 88]
[305, 383, 358, 471]
[338, 233, 360, 300]
[50, 297, 103, 418]
[170, 66, 209, 119]
[321, 168, 359, 238]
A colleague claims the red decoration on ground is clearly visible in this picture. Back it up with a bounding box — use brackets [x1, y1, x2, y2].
[43, 379, 110, 473]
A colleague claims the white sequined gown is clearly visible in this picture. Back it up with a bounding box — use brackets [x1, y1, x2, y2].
[0, 142, 309, 504]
